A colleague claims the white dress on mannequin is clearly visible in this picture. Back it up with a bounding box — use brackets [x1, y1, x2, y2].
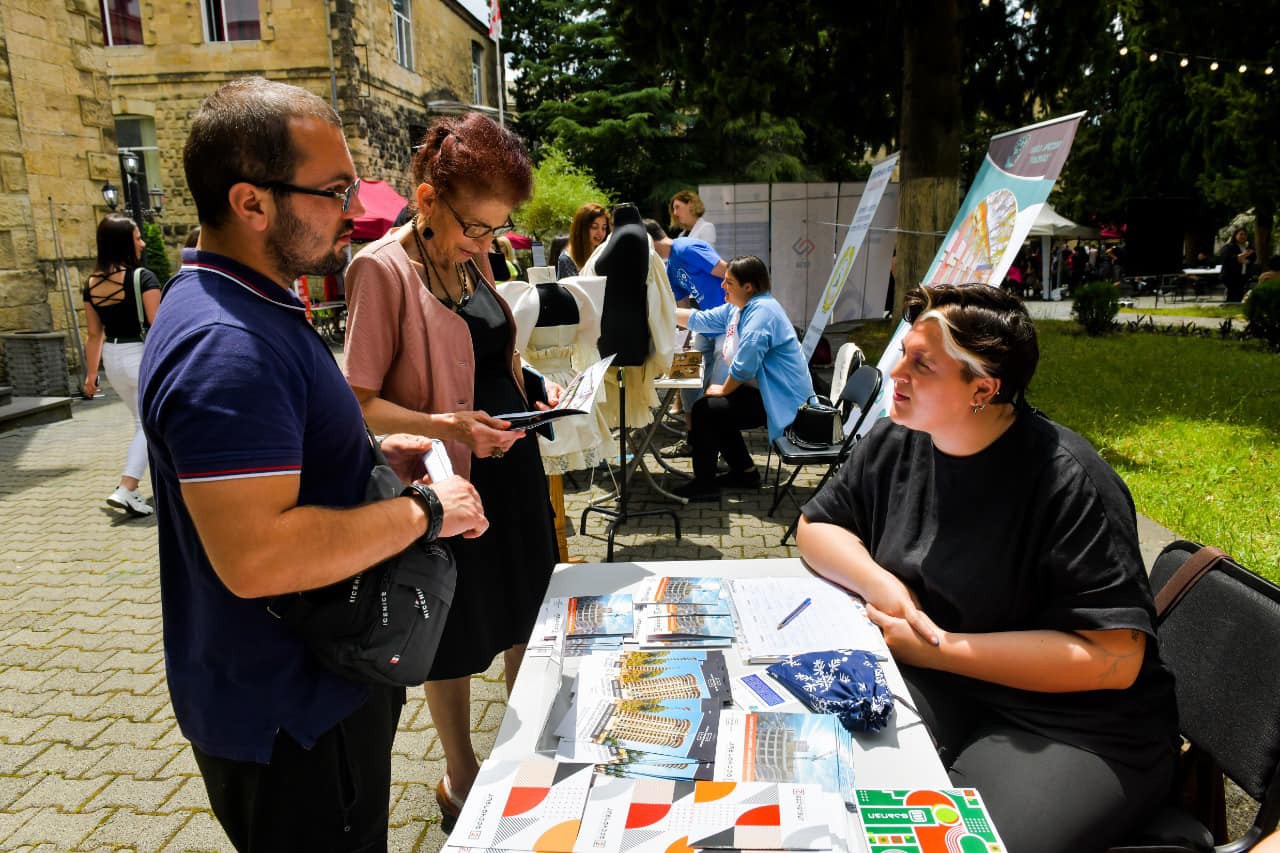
[498, 272, 611, 473]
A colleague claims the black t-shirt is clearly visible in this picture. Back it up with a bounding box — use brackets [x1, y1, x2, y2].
[802, 412, 1179, 769]
[83, 266, 161, 340]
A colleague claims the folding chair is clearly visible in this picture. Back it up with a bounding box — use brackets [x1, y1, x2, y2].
[767, 364, 881, 545]
[828, 341, 865, 404]
[1108, 540, 1280, 852]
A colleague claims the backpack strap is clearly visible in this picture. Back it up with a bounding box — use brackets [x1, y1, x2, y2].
[132, 268, 147, 335]
[1154, 544, 1229, 620]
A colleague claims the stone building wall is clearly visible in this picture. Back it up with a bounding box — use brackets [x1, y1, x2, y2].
[0, 0, 115, 382]
[0, 0, 501, 384]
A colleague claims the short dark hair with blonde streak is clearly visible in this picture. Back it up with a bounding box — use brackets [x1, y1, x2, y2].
[902, 284, 1039, 406]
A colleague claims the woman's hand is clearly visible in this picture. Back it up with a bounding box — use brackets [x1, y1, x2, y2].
[862, 570, 942, 647]
[704, 383, 727, 398]
[447, 410, 523, 459]
[866, 603, 946, 668]
[535, 381, 564, 410]
[378, 433, 431, 483]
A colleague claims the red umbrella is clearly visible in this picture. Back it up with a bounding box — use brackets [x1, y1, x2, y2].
[351, 180, 410, 241]
[505, 232, 533, 250]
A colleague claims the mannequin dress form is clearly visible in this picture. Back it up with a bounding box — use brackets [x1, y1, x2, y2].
[498, 269, 610, 561]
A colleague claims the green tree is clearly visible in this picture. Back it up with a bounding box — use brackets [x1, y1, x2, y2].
[141, 221, 171, 282]
[513, 146, 613, 243]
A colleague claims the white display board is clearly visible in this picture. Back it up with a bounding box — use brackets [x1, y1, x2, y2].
[701, 181, 898, 327]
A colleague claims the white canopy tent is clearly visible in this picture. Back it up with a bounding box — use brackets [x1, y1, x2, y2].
[1028, 204, 1101, 298]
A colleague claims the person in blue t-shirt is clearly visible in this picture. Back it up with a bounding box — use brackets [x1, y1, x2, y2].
[645, 219, 729, 447]
[673, 255, 813, 501]
[138, 77, 488, 851]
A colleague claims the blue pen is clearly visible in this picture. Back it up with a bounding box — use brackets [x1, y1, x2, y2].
[777, 598, 812, 630]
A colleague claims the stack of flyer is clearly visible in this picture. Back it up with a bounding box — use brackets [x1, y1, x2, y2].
[444, 757, 848, 853]
[853, 788, 1007, 851]
[634, 576, 737, 648]
[563, 594, 634, 656]
[548, 650, 732, 782]
[714, 710, 858, 804]
[526, 596, 569, 658]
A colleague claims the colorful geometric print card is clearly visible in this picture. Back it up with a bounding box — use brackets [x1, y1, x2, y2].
[452, 757, 593, 851]
[575, 777, 702, 853]
[854, 788, 1007, 853]
[687, 781, 833, 850]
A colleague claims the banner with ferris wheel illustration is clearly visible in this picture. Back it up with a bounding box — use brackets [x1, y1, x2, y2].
[859, 111, 1085, 436]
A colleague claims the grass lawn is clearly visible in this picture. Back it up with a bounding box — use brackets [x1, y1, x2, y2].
[1120, 305, 1246, 320]
[843, 319, 1279, 581]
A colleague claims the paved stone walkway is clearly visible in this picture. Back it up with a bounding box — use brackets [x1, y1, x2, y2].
[0, 384, 814, 851]
[0, 376, 1210, 850]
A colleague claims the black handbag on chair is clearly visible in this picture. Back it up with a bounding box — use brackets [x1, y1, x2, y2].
[269, 432, 457, 687]
[785, 395, 843, 449]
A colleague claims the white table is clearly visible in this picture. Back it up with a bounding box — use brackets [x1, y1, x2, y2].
[493, 557, 950, 792]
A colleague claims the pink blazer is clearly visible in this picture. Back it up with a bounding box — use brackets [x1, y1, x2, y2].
[343, 228, 522, 479]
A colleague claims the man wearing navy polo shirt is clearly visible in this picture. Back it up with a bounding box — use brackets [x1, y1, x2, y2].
[139, 78, 487, 851]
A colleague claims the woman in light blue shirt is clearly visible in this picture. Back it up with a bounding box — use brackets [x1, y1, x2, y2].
[674, 255, 814, 501]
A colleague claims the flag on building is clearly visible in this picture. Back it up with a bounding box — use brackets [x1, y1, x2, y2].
[489, 0, 502, 42]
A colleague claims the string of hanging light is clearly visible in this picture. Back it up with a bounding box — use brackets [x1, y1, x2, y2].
[977, 1, 1275, 76]
[1115, 45, 1275, 76]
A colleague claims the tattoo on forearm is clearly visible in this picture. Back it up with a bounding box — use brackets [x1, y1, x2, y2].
[1093, 631, 1143, 687]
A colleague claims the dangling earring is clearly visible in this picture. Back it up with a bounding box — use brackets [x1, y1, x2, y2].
[971, 401, 987, 415]
[416, 215, 433, 241]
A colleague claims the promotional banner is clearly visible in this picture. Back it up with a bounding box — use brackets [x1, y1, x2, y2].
[861, 112, 1085, 436]
[800, 153, 899, 362]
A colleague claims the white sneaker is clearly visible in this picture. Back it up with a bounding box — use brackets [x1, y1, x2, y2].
[107, 487, 153, 515]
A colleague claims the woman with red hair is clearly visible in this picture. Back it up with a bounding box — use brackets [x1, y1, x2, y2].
[343, 113, 559, 831]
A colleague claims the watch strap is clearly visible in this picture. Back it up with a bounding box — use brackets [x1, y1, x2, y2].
[403, 483, 444, 542]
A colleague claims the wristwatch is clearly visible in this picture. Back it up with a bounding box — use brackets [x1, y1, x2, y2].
[402, 483, 444, 542]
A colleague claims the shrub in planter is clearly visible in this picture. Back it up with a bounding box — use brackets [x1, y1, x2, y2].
[142, 221, 171, 281]
[1071, 280, 1120, 335]
[1245, 279, 1280, 351]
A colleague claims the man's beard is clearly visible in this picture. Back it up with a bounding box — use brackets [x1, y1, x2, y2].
[265, 199, 348, 280]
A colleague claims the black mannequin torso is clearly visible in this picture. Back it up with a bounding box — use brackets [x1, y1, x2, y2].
[595, 203, 650, 367]
[535, 281, 580, 328]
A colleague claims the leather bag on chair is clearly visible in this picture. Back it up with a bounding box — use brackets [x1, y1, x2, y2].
[785, 395, 843, 449]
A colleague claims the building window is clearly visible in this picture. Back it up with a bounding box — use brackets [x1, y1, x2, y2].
[202, 0, 260, 42]
[393, 0, 413, 69]
[115, 116, 162, 214]
[101, 0, 143, 46]
[472, 42, 484, 105]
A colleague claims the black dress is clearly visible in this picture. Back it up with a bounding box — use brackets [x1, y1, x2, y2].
[427, 279, 559, 681]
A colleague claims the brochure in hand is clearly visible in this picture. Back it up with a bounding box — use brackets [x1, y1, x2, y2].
[497, 353, 615, 430]
[853, 788, 1007, 852]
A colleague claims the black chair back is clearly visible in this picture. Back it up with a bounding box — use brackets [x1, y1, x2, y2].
[836, 365, 882, 449]
[1152, 540, 1280, 837]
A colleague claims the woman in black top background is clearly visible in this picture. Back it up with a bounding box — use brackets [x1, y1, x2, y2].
[82, 214, 161, 515]
[798, 284, 1178, 852]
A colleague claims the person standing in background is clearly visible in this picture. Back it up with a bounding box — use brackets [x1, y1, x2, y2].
[671, 189, 716, 247]
[82, 214, 161, 515]
[1220, 227, 1256, 302]
[557, 202, 610, 278]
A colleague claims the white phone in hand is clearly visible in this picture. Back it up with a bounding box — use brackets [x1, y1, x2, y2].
[422, 439, 455, 483]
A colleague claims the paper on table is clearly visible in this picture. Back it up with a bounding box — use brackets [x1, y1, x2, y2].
[497, 353, 615, 428]
[729, 576, 888, 663]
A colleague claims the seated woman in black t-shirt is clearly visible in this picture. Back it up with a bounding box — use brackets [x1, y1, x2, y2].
[798, 284, 1178, 853]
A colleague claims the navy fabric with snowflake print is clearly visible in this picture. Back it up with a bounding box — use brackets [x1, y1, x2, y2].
[766, 649, 894, 733]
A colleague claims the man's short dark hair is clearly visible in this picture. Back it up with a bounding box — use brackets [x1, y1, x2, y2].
[184, 77, 341, 228]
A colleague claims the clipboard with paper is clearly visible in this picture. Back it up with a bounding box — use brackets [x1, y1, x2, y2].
[497, 353, 615, 430]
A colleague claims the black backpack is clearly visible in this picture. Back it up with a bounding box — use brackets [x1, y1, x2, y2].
[270, 435, 457, 687]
